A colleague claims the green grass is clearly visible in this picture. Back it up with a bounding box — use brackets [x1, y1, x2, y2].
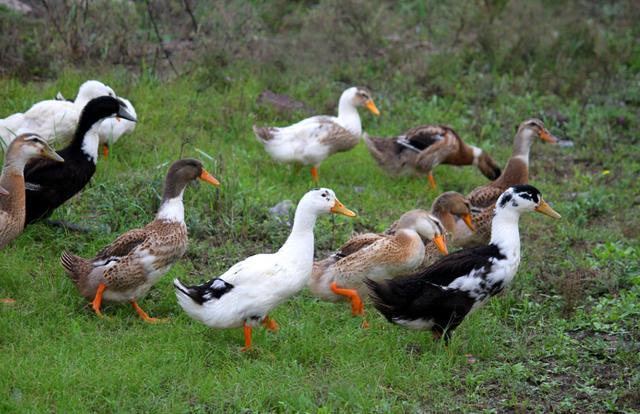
[0, 69, 639, 413]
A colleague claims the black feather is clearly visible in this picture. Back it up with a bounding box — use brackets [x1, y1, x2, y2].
[175, 278, 234, 305]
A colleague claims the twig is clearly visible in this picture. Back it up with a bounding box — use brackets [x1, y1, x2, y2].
[144, 0, 179, 77]
[183, 0, 198, 33]
[39, 0, 66, 41]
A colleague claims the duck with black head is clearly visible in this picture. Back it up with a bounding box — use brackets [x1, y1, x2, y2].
[60, 159, 220, 322]
[23, 95, 136, 225]
[366, 185, 561, 343]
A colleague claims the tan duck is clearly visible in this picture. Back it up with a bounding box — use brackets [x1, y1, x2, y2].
[253, 87, 380, 183]
[0, 134, 63, 250]
[309, 210, 448, 324]
[60, 159, 220, 322]
[364, 125, 501, 189]
[452, 118, 559, 247]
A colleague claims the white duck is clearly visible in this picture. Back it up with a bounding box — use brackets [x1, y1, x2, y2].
[0, 80, 116, 148]
[253, 87, 380, 183]
[55, 93, 137, 158]
[174, 188, 356, 351]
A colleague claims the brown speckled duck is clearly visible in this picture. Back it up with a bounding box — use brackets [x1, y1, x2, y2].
[453, 118, 559, 248]
[310, 210, 448, 324]
[0, 134, 63, 250]
[60, 159, 220, 322]
[364, 125, 501, 189]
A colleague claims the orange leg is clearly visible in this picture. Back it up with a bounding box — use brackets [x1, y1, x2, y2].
[0, 298, 15, 304]
[310, 166, 319, 184]
[330, 282, 364, 316]
[262, 315, 279, 332]
[427, 172, 437, 189]
[241, 323, 252, 352]
[92, 283, 107, 318]
[102, 144, 110, 159]
[131, 301, 166, 323]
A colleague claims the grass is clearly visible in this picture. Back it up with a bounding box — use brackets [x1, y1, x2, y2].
[0, 68, 639, 413]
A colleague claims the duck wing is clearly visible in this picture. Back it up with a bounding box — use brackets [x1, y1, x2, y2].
[94, 228, 149, 260]
[466, 185, 504, 209]
[336, 233, 384, 258]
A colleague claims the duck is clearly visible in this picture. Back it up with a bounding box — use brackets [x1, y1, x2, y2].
[0, 80, 116, 148]
[60, 159, 220, 321]
[0, 134, 64, 249]
[365, 185, 561, 342]
[253, 87, 380, 183]
[56, 92, 137, 158]
[364, 125, 501, 189]
[174, 188, 356, 351]
[309, 210, 448, 324]
[23, 96, 136, 224]
[452, 118, 559, 247]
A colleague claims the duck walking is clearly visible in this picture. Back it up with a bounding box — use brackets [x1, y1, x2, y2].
[365, 185, 560, 342]
[364, 125, 501, 189]
[310, 210, 448, 324]
[60, 159, 220, 321]
[174, 188, 356, 351]
[253, 87, 379, 183]
[453, 118, 559, 247]
[0, 134, 63, 249]
[23, 96, 136, 224]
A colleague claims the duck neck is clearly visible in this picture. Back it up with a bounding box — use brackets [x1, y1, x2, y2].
[489, 207, 521, 260]
[511, 132, 533, 166]
[279, 206, 317, 257]
[156, 189, 185, 223]
[336, 98, 362, 136]
[0, 155, 27, 217]
[432, 209, 456, 235]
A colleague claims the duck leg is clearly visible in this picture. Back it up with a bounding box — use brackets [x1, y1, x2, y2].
[241, 323, 253, 352]
[330, 282, 364, 316]
[262, 315, 279, 331]
[0, 298, 15, 304]
[92, 283, 107, 318]
[102, 144, 110, 159]
[131, 301, 166, 323]
[427, 172, 437, 189]
[310, 166, 319, 184]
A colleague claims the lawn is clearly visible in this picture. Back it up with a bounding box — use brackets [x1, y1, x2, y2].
[0, 67, 639, 413]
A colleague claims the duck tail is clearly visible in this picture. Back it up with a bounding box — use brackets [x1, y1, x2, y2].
[252, 126, 276, 143]
[60, 251, 92, 285]
[363, 133, 397, 168]
[363, 277, 401, 321]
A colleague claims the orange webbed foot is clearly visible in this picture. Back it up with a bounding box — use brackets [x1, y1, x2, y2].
[262, 316, 279, 332]
[330, 282, 365, 316]
[131, 301, 167, 323]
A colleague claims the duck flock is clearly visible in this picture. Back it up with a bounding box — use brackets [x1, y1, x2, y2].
[0, 80, 561, 351]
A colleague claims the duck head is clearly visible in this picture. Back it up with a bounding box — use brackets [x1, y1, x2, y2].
[162, 158, 220, 200]
[496, 185, 561, 219]
[516, 118, 559, 145]
[5, 133, 64, 166]
[299, 188, 357, 218]
[75, 80, 116, 107]
[341, 87, 380, 116]
[431, 192, 475, 232]
[396, 209, 448, 255]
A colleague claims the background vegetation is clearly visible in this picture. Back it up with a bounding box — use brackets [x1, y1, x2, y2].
[1, 0, 638, 412]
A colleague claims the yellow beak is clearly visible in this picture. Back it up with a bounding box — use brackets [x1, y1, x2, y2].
[462, 213, 475, 232]
[539, 128, 559, 144]
[199, 169, 221, 187]
[534, 200, 561, 219]
[330, 198, 357, 217]
[364, 100, 380, 116]
[433, 234, 449, 255]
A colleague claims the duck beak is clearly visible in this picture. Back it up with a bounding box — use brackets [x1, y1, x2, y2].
[539, 128, 559, 144]
[462, 213, 475, 232]
[433, 234, 449, 255]
[0, 186, 8, 196]
[116, 102, 137, 123]
[534, 200, 561, 219]
[330, 198, 357, 217]
[43, 146, 64, 163]
[364, 99, 380, 116]
[199, 169, 220, 187]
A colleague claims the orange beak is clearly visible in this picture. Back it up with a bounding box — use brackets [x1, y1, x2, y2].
[330, 198, 357, 217]
[364, 100, 380, 116]
[539, 128, 559, 144]
[433, 234, 448, 255]
[199, 169, 220, 187]
[102, 144, 109, 158]
[462, 213, 475, 232]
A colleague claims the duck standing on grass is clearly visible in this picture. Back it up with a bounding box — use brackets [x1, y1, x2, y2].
[0, 80, 116, 147]
[453, 118, 559, 248]
[364, 125, 501, 189]
[174, 188, 356, 351]
[0, 134, 64, 250]
[365, 185, 560, 342]
[310, 210, 448, 326]
[23, 96, 136, 224]
[253, 87, 380, 183]
[60, 159, 220, 322]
